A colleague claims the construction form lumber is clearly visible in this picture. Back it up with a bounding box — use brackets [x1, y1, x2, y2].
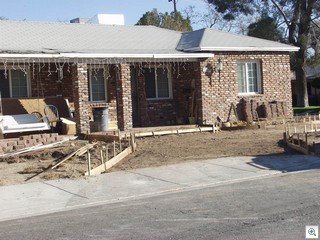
[51, 142, 97, 170]
[133, 126, 216, 138]
[282, 120, 320, 155]
[85, 133, 137, 176]
[85, 146, 132, 176]
[86, 133, 120, 142]
[87, 148, 92, 176]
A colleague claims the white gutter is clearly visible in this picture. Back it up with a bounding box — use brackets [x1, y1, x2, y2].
[184, 46, 300, 52]
[0, 52, 214, 59]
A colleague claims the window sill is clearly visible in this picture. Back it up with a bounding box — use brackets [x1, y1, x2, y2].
[238, 93, 263, 97]
[146, 98, 173, 101]
[89, 101, 107, 103]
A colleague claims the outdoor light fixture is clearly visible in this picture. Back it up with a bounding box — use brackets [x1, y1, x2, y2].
[214, 59, 223, 73]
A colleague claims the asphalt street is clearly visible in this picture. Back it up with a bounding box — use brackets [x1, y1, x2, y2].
[1, 168, 319, 240]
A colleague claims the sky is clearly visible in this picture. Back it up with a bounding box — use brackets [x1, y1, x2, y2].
[1, 0, 207, 28]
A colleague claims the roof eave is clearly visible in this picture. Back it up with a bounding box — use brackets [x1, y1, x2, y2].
[0, 52, 214, 60]
[184, 46, 300, 52]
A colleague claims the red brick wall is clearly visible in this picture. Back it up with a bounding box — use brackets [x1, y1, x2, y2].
[116, 64, 133, 130]
[30, 63, 74, 101]
[87, 65, 118, 125]
[0, 133, 63, 154]
[30, 63, 119, 132]
[137, 62, 201, 127]
[1, 52, 293, 131]
[198, 52, 293, 124]
[72, 64, 90, 134]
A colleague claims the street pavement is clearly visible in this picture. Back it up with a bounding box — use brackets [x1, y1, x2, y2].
[0, 154, 319, 222]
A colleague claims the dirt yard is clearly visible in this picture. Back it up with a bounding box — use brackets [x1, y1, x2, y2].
[0, 125, 298, 186]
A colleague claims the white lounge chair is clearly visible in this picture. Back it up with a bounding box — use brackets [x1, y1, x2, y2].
[0, 113, 50, 134]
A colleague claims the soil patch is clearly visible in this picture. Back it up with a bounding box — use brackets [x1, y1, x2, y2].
[0, 125, 300, 186]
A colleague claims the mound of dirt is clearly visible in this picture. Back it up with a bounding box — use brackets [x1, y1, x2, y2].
[0, 125, 299, 186]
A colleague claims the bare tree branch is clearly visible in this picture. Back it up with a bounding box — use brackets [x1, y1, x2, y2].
[269, 0, 291, 27]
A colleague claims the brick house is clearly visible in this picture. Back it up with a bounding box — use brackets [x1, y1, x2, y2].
[0, 20, 299, 134]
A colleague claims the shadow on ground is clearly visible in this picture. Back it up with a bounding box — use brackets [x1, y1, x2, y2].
[247, 139, 320, 173]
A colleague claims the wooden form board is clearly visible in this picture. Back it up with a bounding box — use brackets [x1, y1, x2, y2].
[286, 141, 309, 155]
[85, 145, 135, 176]
[86, 134, 120, 142]
[134, 126, 217, 138]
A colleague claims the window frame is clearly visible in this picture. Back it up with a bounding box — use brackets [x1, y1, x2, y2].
[0, 67, 31, 98]
[144, 66, 173, 100]
[237, 60, 262, 96]
[88, 67, 107, 102]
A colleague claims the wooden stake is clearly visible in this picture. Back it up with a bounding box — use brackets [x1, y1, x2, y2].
[283, 132, 287, 142]
[117, 129, 122, 152]
[130, 132, 136, 152]
[87, 149, 91, 176]
[100, 147, 107, 172]
[106, 144, 109, 161]
[305, 132, 308, 146]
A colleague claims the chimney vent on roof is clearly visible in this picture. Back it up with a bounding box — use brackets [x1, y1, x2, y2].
[70, 17, 90, 24]
[70, 14, 125, 25]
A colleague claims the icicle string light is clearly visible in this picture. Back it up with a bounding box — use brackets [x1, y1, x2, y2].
[0, 56, 196, 81]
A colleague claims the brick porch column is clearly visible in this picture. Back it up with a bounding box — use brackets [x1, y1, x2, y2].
[196, 59, 216, 125]
[72, 63, 90, 135]
[116, 64, 133, 131]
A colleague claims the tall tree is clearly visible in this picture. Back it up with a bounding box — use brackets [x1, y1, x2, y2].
[309, 20, 320, 61]
[136, 9, 192, 32]
[168, 0, 178, 20]
[247, 16, 283, 41]
[207, 0, 320, 107]
[136, 9, 161, 26]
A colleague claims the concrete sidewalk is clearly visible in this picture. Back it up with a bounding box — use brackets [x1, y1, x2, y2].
[1, 154, 319, 222]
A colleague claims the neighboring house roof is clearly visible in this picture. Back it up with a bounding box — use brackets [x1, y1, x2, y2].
[177, 28, 299, 52]
[306, 65, 320, 80]
[0, 20, 299, 60]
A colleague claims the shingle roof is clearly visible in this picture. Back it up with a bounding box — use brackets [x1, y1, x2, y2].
[177, 28, 299, 52]
[306, 65, 320, 79]
[0, 20, 299, 56]
[0, 20, 182, 54]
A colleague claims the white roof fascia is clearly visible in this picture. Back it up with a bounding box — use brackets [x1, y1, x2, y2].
[184, 46, 300, 52]
[0, 53, 63, 58]
[151, 53, 214, 59]
[61, 53, 214, 59]
[0, 53, 214, 60]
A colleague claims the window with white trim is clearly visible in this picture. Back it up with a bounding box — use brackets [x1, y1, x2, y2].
[0, 69, 29, 98]
[88, 68, 107, 102]
[237, 61, 261, 94]
[143, 67, 172, 99]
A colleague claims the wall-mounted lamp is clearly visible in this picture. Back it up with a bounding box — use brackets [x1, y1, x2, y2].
[202, 65, 211, 74]
[202, 59, 223, 84]
[214, 59, 223, 73]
